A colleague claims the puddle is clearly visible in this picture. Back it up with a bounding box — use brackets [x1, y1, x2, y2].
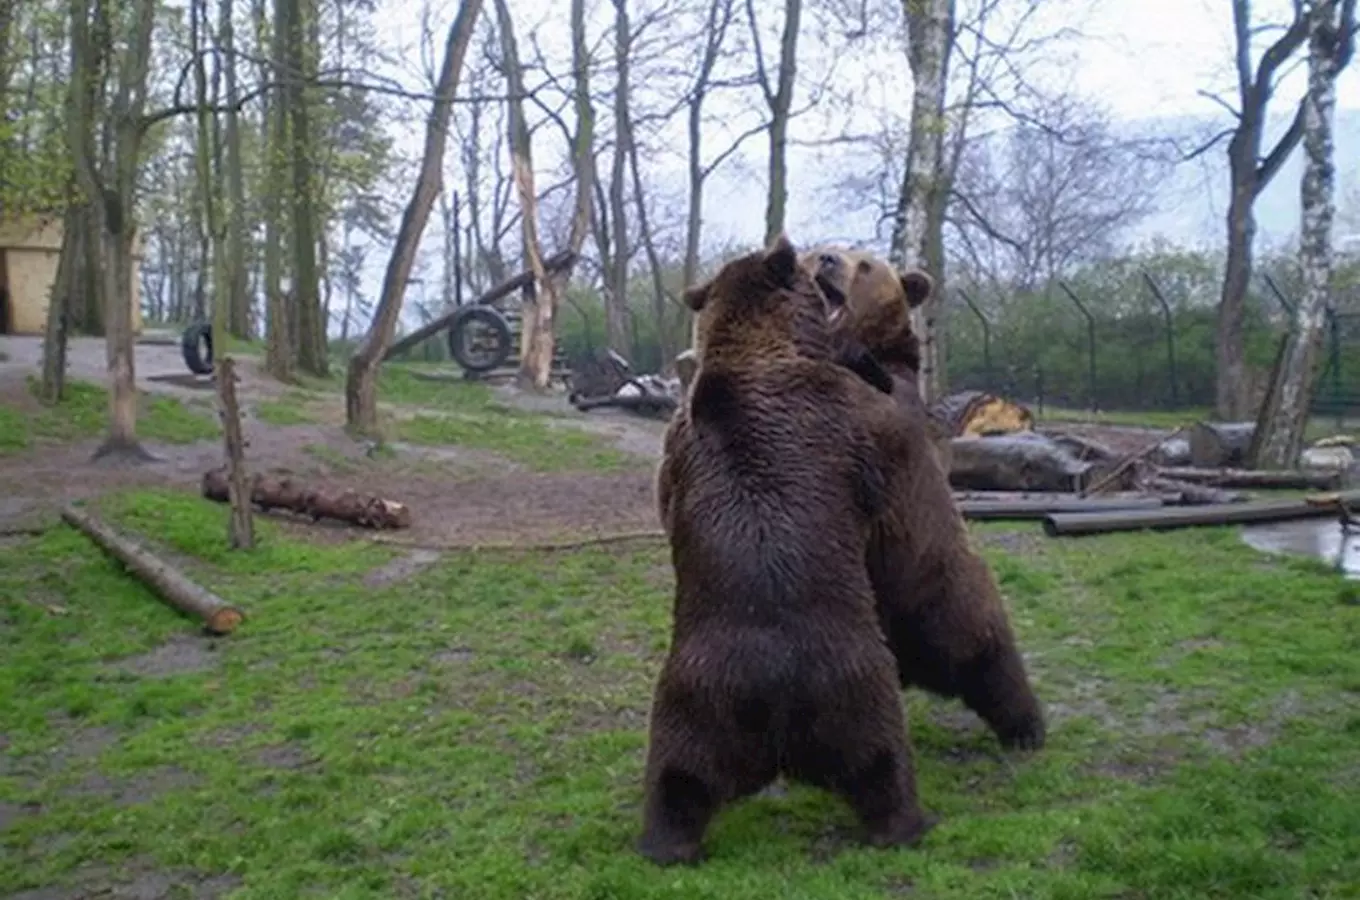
[1241, 518, 1360, 578]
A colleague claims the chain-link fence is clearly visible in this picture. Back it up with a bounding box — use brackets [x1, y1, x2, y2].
[945, 267, 1360, 423]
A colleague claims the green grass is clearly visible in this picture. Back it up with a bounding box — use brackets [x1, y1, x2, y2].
[2, 490, 1358, 899]
[0, 377, 218, 455]
[372, 369, 634, 472]
[253, 392, 321, 426]
[1037, 406, 1213, 431]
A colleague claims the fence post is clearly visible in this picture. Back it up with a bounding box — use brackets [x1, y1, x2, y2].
[1141, 272, 1179, 409]
[453, 192, 463, 307]
[1327, 306, 1342, 430]
[1057, 281, 1098, 413]
[1262, 273, 1296, 317]
[956, 287, 992, 386]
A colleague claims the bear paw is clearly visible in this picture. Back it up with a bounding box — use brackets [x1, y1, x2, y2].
[636, 833, 706, 867]
[866, 812, 938, 850]
[997, 716, 1047, 752]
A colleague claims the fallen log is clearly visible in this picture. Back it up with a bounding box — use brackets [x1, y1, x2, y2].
[59, 505, 244, 635]
[959, 495, 1165, 520]
[1134, 474, 1248, 506]
[201, 469, 413, 530]
[953, 490, 1176, 503]
[1041, 430, 1119, 462]
[1188, 421, 1255, 468]
[948, 432, 1094, 493]
[932, 390, 1034, 437]
[1082, 427, 1186, 497]
[1153, 466, 1342, 491]
[1043, 489, 1360, 537]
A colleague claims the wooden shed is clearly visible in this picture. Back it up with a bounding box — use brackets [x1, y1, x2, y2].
[0, 215, 144, 335]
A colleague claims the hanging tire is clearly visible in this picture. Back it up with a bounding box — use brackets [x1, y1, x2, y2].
[447, 306, 513, 373]
[182, 322, 214, 375]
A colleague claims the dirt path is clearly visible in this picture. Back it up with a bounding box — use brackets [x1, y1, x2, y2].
[0, 336, 667, 545]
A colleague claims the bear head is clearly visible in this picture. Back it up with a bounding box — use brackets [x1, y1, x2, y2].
[684, 233, 836, 366]
[798, 247, 933, 373]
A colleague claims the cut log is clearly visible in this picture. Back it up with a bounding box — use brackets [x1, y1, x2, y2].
[1043, 489, 1360, 537]
[201, 469, 412, 529]
[1041, 430, 1118, 462]
[932, 390, 1034, 437]
[958, 495, 1165, 520]
[1188, 421, 1256, 468]
[1152, 466, 1342, 491]
[59, 504, 244, 634]
[214, 357, 255, 550]
[1150, 435, 1192, 467]
[947, 432, 1094, 493]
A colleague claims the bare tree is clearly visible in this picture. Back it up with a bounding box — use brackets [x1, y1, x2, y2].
[1207, 0, 1322, 419]
[345, 0, 484, 435]
[746, 0, 802, 243]
[220, 0, 250, 340]
[950, 95, 1161, 289]
[492, 0, 594, 389]
[66, 0, 159, 460]
[605, 0, 633, 356]
[1253, 0, 1356, 466]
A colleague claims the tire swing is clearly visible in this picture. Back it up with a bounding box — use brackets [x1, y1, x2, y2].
[446, 306, 513, 374]
[181, 322, 214, 375]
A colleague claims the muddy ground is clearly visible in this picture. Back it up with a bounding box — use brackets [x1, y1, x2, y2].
[0, 336, 669, 546]
[0, 335, 1175, 548]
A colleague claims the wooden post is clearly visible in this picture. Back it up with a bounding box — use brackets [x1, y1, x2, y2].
[215, 356, 255, 549]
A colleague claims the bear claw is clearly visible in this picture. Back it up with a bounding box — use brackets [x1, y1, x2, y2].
[997, 718, 1047, 752]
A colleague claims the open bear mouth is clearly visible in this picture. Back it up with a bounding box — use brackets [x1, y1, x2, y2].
[814, 271, 848, 309]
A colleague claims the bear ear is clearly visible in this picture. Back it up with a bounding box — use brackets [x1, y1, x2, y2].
[763, 232, 799, 287]
[683, 282, 711, 311]
[900, 269, 934, 308]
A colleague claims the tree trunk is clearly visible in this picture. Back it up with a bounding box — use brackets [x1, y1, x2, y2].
[192, 0, 222, 345]
[605, 0, 632, 357]
[282, 0, 326, 377]
[264, 0, 293, 380]
[40, 201, 83, 404]
[220, 0, 250, 340]
[90, 0, 158, 462]
[759, 0, 801, 244]
[345, 0, 483, 435]
[892, 0, 955, 404]
[1253, 0, 1354, 468]
[1214, 0, 1311, 420]
[494, 0, 593, 390]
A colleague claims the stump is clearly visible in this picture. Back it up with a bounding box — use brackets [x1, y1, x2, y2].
[931, 390, 1034, 438]
[214, 356, 255, 550]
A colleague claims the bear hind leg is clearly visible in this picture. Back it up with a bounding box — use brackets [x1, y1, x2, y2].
[637, 764, 722, 867]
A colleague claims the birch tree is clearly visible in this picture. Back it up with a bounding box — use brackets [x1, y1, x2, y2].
[890, 0, 955, 402]
[1252, 0, 1356, 467]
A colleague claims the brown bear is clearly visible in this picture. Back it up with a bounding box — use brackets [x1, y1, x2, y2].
[799, 246, 1047, 753]
[641, 234, 935, 867]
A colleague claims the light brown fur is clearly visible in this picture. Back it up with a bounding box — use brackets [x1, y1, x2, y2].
[798, 246, 1047, 752]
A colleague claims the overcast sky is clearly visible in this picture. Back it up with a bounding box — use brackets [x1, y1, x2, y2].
[358, 0, 1360, 324]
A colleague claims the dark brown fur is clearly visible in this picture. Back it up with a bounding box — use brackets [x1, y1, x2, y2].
[641, 235, 935, 867]
[798, 246, 1047, 752]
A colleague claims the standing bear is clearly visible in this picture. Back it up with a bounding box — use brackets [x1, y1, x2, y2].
[800, 245, 1048, 752]
[640, 234, 936, 867]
